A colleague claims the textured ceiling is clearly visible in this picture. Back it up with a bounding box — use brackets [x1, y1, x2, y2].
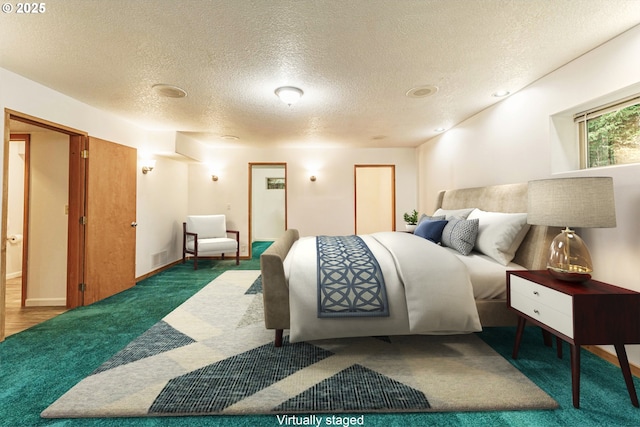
[2, 0, 640, 148]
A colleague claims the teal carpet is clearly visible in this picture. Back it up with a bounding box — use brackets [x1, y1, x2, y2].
[1, 242, 639, 426]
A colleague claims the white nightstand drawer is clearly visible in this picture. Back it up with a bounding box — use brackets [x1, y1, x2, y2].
[510, 275, 573, 316]
[510, 290, 574, 338]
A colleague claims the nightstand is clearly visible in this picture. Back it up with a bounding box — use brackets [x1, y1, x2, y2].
[507, 270, 640, 408]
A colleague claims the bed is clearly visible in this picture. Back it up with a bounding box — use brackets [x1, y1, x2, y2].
[260, 182, 558, 346]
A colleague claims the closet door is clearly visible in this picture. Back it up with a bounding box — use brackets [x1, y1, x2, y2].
[82, 137, 137, 305]
[354, 165, 396, 234]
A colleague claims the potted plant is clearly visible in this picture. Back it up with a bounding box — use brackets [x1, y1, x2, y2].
[403, 209, 419, 232]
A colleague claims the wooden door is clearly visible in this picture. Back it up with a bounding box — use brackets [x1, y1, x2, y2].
[354, 165, 396, 234]
[83, 137, 136, 305]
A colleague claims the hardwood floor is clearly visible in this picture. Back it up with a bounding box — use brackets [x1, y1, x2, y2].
[5, 277, 67, 336]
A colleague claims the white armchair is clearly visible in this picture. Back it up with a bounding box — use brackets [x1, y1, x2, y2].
[182, 215, 240, 269]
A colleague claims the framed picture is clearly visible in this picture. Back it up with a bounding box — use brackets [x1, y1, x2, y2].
[266, 177, 285, 189]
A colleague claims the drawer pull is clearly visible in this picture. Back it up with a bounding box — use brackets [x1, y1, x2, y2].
[533, 291, 540, 296]
[534, 309, 540, 315]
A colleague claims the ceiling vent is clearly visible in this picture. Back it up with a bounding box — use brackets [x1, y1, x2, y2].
[406, 85, 439, 98]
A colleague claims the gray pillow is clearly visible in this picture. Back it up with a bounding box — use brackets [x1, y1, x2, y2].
[417, 213, 446, 224]
[441, 218, 479, 255]
[433, 208, 475, 220]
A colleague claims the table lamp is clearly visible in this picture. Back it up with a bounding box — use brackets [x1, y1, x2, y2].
[527, 177, 616, 282]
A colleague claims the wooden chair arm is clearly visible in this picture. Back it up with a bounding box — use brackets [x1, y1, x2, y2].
[226, 230, 240, 241]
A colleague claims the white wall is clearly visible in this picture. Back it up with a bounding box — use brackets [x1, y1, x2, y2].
[184, 145, 418, 256]
[136, 156, 189, 275]
[27, 132, 68, 306]
[417, 25, 640, 365]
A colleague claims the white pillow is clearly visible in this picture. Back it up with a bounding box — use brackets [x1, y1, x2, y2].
[466, 209, 530, 265]
[433, 207, 475, 220]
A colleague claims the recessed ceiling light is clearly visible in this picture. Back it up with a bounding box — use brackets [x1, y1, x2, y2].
[406, 85, 439, 98]
[221, 135, 239, 141]
[152, 84, 187, 98]
[434, 127, 446, 133]
[492, 90, 511, 98]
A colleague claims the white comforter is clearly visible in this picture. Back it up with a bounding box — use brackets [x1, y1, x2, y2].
[285, 232, 481, 342]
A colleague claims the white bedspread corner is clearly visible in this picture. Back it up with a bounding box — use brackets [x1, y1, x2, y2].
[371, 232, 481, 334]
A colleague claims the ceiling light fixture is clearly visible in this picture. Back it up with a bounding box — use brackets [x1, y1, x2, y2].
[492, 90, 511, 98]
[434, 127, 447, 133]
[152, 84, 187, 98]
[406, 85, 439, 98]
[275, 86, 304, 106]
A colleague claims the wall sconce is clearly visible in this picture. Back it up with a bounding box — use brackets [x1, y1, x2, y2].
[141, 159, 156, 174]
[310, 175, 317, 182]
[208, 164, 221, 181]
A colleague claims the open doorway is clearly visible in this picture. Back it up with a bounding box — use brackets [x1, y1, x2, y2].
[248, 163, 287, 259]
[4, 121, 73, 336]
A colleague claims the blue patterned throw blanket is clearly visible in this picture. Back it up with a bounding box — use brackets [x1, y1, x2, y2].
[316, 235, 389, 318]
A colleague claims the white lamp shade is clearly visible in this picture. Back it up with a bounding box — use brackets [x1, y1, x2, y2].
[527, 177, 616, 228]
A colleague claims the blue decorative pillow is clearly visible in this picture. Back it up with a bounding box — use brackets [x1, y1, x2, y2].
[441, 218, 480, 255]
[414, 219, 448, 243]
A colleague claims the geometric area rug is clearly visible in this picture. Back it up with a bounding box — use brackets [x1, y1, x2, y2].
[42, 270, 557, 418]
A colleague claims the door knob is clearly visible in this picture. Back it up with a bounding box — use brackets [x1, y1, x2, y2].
[131, 222, 138, 227]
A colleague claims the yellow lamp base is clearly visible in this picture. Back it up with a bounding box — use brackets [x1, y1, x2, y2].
[546, 228, 593, 283]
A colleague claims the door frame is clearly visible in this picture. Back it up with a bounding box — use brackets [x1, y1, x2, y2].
[247, 162, 287, 260]
[1, 109, 87, 341]
[6, 133, 30, 307]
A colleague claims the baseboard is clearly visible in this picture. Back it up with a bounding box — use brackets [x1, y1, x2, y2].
[584, 345, 640, 378]
[135, 255, 252, 282]
[25, 298, 66, 307]
[136, 259, 183, 282]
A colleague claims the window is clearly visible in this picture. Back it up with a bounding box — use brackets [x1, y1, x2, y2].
[576, 96, 640, 168]
[266, 177, 285, 189]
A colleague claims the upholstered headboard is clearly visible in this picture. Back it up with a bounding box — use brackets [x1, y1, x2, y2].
[435, 182, 558, 270]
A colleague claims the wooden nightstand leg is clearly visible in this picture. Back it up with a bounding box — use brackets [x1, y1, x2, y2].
[512, 316, 526, 359]
[570, 344, 581, 408]
[614, 343, 639, 407]
[556, 337, 563, 359]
